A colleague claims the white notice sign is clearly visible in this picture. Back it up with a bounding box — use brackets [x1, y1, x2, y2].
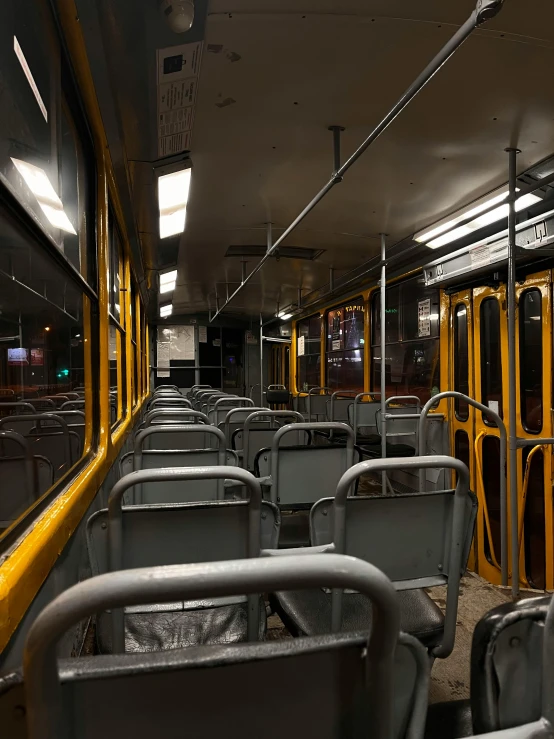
[245, 330, 257, 345]
[488, 400, 499, 416]
[157, 341, 170, 377]
[297, 335, 305, 357]
[156, 42, 203, 158]
[199, 326, 207, 343]
[418, 299, 431, 337]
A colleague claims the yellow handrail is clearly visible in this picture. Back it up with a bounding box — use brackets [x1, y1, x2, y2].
[474, 430, 501, 571]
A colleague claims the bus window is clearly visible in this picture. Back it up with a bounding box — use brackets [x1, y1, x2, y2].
[326, 299, 364, 392]
[296, 314, 320, 392]
[519, 289, 542, 433]
[454, 304, 469, 420]
[480, 298, 502, 423]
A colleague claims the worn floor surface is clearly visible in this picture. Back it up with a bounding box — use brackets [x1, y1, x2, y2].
[266, 570, 517, 703]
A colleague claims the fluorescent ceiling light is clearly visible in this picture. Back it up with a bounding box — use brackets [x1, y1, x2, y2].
[160, 305, 173, 317]
[417, 191, 541, 250]
[158, 168, 191, 239]
[278, 312, 293, 321]
[159, 269, 177, 294]
[11, 158, 76, 234]
[160, 270, 177, 284]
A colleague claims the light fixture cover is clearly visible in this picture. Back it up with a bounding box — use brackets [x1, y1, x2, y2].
[158, 168, 192, 239]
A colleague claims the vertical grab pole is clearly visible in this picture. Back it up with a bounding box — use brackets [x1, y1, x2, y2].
[259, 314, 264, 407]
[380, 233, 387, 495]
[506, 147, 520, 596]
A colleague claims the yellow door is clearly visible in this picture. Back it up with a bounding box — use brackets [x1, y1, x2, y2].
[470, 272, 552, 589]
[449, 290, 477, 570]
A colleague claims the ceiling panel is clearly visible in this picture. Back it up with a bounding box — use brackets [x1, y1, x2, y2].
[80, 0, 554, 318]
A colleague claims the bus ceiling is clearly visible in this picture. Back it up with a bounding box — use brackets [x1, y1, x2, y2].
[75, 0, 554, 319]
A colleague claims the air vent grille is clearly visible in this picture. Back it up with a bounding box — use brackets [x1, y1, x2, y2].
[225, 245, 324, 261]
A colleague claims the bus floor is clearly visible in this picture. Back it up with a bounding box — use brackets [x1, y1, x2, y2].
[267, 571, 513, 703]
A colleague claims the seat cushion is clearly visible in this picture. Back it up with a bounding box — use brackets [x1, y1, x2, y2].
[97, 598, 266, 654]
[279, 511, 310, 548]
[425, 700, 473, 739]
[271, 588, 444, 649]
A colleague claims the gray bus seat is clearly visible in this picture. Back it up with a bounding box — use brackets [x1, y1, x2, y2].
[120, 449, 239, 503]
[306, 387, 331, 422]
[147, 397, 192, 412]
[349, 394, 381, 444]
[234, 410, 306, 472]
[0, 402, 39, 436]
[220, 406, 270, 446]
[471, 594, 551, 733]
[0, 431, 53, 525]
[33, 411, 85, 453]
[208, 396, 254, 426]
[0, 414, 77, 481]
[86, 467, 280, 654]
[23, 554, 429, 739]
[187, 384, 211, 399]
[137, 408, 209, 436]
[60, 399, 85, 411]
[138, 421, 219, 451]
[121, 425, 234, 503]
[272, 455, 476, 658]
[426, 594, 554, 739]
[267, 422, 358, 549]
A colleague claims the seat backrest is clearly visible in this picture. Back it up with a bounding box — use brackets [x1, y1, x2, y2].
[221, 407, 269, 445]
[306, 388, 331, 422]
[310, 455, 476, 658]
[148, 397, 192, 412]
[140, 408, 209, 429]
[271, 422, 356, 506]
[60, 400, 85, 411]
[471, 594, 551, 733]
[0, 430, 53, 524]
[378, 406, 420, 438]
[266, 389, 291, 405]
[350, 395, 381, 435]
[208, 397, 253, 426]
[120, 448, 238, 503]
[137, 422, 221, 452]
[87, 467, 278, 651]
[236, 410, 307, 471]
[23, 554, 430, 739]
[0, 414, 75, 480]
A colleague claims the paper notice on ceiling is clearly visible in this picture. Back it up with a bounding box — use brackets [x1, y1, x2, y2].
[418, 299, 431, 338]
[156, 41, 203, 158]
[157, 341, 170, 377]
[199, 326, 207, 343]
[297, 336, 305, 357]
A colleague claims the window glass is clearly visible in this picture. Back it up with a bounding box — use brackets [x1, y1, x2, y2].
[454, 304, 469, 421]
[483, 435, 501, 566]
[371, 285, 400, 345]
[325, 299, 364, 392]
[0, 203, 91, 538]
[0, 1, 93, 282]
[296, 315, 321, 392]
[130, 280, 138, 408]
[371, 278, 440, 404]
[480, 298, 502, 423]
[108, 213, 126, 425]
[284, 346, 290, 390]
[522, 447, 545, 589]
[519, 290, 542, 433]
